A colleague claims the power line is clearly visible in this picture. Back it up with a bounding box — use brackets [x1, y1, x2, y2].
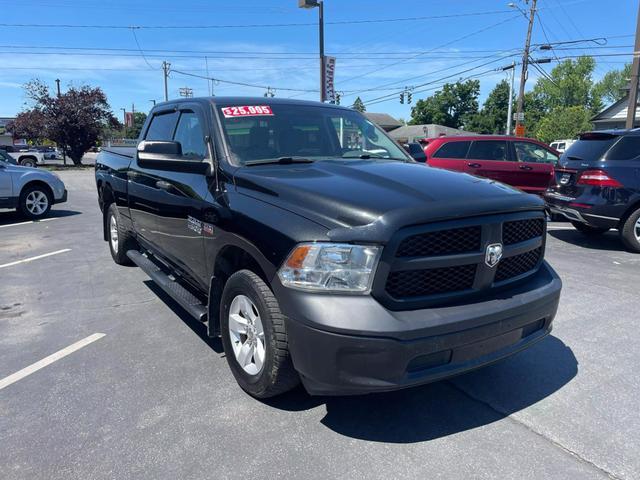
[339, 14, 522, 88]
[0, 10, 518, 30]
[169, 69, 318, 93]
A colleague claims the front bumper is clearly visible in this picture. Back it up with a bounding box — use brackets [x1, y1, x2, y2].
[54, 189, 68, 204]
[275, 262, 562, 396]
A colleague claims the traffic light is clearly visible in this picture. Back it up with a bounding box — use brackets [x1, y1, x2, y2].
[407, 92, 412, 104]
[335, 93, 341, 105]
[400, 93, 404, 104]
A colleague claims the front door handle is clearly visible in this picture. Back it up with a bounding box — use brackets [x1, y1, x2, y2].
[467, 163, 481, 168]
[127, 170, 138, 179]
[155, 180, 172, 191]
[519, 165, 533, 170]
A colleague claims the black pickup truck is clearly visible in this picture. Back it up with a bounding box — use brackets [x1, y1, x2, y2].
[95, 97, 562, 398]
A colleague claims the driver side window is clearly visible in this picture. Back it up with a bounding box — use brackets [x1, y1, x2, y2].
[173, 111, 207, 160]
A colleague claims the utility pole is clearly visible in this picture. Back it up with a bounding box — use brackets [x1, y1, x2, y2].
[514, 0, 537, 136]
[55, 79, 61, 97]
[162, 61, 171, 102]
[626, 1, 640, 129]
[504, 61, 516, 135]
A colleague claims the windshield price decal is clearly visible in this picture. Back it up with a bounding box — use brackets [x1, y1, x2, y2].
[221, 105, 274, 118]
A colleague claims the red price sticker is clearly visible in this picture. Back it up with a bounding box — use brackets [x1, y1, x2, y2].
[221, 105, 274, 118]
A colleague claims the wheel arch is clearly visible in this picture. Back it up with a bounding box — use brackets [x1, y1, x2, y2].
[619, 196, 640, 228]
[20, 180, 53, 200]
[207, 242, 274, 337]
[100, 183, 116, 241]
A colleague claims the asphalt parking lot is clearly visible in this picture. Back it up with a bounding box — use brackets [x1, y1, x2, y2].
[1, 169, 639, 480]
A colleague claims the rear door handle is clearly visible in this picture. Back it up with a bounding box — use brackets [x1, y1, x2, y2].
[467, 163, 481, 168]
[155, 180, 172, 191]
[519, 165, 533, 170]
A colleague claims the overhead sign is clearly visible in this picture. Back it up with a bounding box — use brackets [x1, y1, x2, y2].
[324, 56, 336, 103]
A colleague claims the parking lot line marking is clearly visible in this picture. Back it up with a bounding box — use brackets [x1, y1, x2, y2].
[0, 218, 57, 229]
[0, 249, 71, 269]
[0, 333, 106, 391]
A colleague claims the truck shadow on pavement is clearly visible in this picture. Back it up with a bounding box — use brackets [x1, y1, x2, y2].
[264, 335, 577, 443]
[548, 229, 625, 252]
[0, 209, 81, 227]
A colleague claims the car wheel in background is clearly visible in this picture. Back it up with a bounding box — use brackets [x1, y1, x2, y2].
[220, 269, 300, 398]
[19, 185, 52, 219]
[619, 208, 640, 253]
[19, 157, 37, 167]
[107, 203, 136, 265]
[570, 221, 610, 236]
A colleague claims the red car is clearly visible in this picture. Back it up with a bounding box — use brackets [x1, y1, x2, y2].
[421, 135, 559, 194]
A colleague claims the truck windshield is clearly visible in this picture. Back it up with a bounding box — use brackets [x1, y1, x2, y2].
[216, 103, 410, 165]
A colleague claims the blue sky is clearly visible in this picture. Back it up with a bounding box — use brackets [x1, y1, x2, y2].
[0, 0, 636, 120]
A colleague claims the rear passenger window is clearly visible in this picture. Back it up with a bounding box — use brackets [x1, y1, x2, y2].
[468, 141, 507, 161]
[433, 141, 471, 159]
[173, 111, 207, 160]
[605, 136, 640, 160]
[145, 111, 179, 141]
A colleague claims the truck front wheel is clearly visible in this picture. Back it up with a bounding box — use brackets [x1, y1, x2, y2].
[220, 270, 299, 398]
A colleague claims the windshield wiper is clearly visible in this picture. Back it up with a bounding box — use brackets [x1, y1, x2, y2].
[245, 156, 315, 166]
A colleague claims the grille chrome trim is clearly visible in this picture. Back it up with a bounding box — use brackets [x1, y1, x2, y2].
[372, 211, 546, 311]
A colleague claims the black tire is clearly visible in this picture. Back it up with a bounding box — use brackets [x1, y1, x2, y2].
[19, 157, 37, 167]
[220, 269, 299, 398]
[570, 221, 610, 236]
[619, 208, 640, 253]
[18, 184, 52, 219]
[106, 203, 136, 265]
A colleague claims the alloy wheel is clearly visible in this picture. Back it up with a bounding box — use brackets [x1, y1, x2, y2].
[228, 294, 266, 375]
[635, 217, 640, 242]
[110, 215, 119, 253]
[25, 191, 48, 216]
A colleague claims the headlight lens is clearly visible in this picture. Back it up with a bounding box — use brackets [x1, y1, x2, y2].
[278, 243, 381, 293]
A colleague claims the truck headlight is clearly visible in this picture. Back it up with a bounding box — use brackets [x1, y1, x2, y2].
[278, 243, 381, 293]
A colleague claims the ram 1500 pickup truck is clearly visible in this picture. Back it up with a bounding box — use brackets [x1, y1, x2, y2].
[95, 97, 562, 398]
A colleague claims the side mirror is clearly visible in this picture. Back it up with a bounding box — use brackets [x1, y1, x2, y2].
[136, 140, 210, 175]
[407, 142, 427, 162]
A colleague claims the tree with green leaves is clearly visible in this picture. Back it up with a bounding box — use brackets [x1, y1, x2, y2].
[535, 106, 593, 144]
[352, 97, 366, 112]
[593, 63, 631, 106]
[410, 80, 480, 128]
[464, 80, 511, 134]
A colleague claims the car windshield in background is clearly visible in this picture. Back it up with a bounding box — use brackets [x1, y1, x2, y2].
[217, 103, 409, 165]
[561, 133, 618, 164]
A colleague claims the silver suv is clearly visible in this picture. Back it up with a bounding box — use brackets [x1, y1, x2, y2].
[0, 151, 67, 218]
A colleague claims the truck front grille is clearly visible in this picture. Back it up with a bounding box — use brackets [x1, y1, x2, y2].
[396, 226, 481, 257]
[386, 264, 477, 298]
[495, 247, 543, 282]
[375, 212, 546, 309]
[502, 218, 544, 245]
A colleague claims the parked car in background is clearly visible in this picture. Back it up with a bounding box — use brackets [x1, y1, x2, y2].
[422, 135, 559, 194]
[403, 142, 427, 162]
[0, 154, 67, 218]
[545, 130, 640, 252]
[0, 145, 45, 167]
[35, 145, 59, 160]
[550, 139, 576, 154]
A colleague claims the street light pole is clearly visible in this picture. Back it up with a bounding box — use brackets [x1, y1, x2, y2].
[299, 0, 325, 102]
[504, 61, 516, 135]
[512, 0, 537, 136]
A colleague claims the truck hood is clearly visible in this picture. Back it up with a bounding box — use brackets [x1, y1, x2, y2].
[233, 160, 544, 242]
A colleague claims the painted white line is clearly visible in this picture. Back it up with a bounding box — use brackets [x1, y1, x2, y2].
[0, 248, 71, 269]
[0, 333, 106, 391]
[0, 218, 57, 229]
